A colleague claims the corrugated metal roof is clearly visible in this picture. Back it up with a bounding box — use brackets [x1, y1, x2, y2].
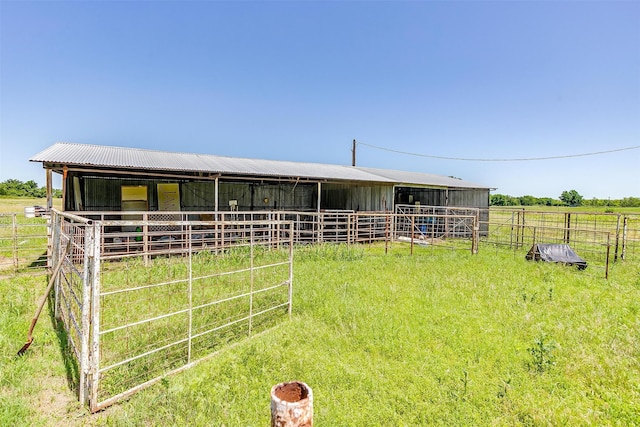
[30, 142, 490, 189]
[357, 167, 489, 189]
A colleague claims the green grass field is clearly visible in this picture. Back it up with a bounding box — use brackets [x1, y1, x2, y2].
[0, 197, 62, 214]
[1, 243, 639, 426]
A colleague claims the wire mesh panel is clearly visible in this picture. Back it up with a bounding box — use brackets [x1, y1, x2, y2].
[621, 215, 640, 261]
[394, 205, 478, 242]
[0, 213, 50, 273]
[354, 213, 391, 243]
[90, 221, 294, 412]
[480, 209, 620, 277]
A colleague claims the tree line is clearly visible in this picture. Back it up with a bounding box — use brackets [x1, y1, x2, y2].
[0, 179, 62, 198]
[491, 190, 640, 208]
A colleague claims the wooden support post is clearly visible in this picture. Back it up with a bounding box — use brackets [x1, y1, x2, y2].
[214, 177, 219, 213]
[46, 168, 53, 212]
[62, 166, 68, 211]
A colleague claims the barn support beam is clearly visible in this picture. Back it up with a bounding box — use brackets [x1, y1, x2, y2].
[46, 168, 53, 211]
[214, 177, 219, 213]
[62, 166, 68, 211]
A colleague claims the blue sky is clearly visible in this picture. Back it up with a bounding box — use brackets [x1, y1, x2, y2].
[1, 1, 638, 199]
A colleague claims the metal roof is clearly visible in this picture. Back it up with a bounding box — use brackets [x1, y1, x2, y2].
[357, 167, 489, 189]
[30, 142, 490, 189]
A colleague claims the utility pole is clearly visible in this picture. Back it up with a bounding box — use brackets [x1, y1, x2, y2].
[352, 139, 356, 166]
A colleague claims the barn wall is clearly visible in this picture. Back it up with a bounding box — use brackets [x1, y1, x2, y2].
[75, 176, 319, 212]
[448, 189, 490, 209]
[448, 188, 490, 233]
[218, 181, 317, 211]
[72, 173, 489, 215]
[321, 183, 393, 211]
[181, 182, 216, 210]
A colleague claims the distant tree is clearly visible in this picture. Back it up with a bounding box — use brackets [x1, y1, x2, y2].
[559, 190, 584, 207]
[519, 195, 538, 206]
[0, 179, 54, 198]
[621, 197, 640, 207]
[537, 197, 556, 206]
[490, 194, 517, 206]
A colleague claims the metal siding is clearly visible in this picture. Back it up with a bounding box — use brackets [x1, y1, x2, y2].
[82, 178, 121, 211]
[321, 183, 393, 211]
[181, 182, 216, 211]
[448, 189, 490, 208]
[218, 182, 252, 211]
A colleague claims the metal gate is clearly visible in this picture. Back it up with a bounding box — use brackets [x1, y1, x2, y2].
[51, 211, 294, 412]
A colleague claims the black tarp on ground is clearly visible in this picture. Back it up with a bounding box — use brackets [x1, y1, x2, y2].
[526, 243, 588, 270]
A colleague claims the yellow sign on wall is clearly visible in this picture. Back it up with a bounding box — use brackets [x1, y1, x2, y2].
[121, 185, 148, 202]
[157, 183, 180, 211]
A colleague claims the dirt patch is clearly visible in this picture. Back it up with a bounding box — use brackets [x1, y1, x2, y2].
[35, 374, 88, 426]
[274, 381, 308, 402]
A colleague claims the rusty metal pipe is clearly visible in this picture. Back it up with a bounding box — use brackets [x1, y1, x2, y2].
[17, 239, 72, 356]
[271, 381, 313, 427]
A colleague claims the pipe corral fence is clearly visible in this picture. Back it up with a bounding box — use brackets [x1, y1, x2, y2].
[46, 207, 481, 412]
[0, 212, 50, 273]
[51, 210, 296, 412]
[480, 209, 640, 278]
[5, 207, 639, 412]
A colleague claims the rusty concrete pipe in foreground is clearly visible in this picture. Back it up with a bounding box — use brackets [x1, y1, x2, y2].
[270, 381, 313, 427]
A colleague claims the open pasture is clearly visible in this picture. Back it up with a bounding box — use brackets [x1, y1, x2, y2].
[1, 243, 638, 426]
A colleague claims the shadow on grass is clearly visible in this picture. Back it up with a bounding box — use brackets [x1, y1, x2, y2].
[46, 291, 80, 398]
[27, 251, 48, 269]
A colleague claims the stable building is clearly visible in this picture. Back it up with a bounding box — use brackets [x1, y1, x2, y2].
[30, 142, 491, 214]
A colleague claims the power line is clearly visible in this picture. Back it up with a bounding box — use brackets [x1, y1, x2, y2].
[357, 141, 640, 162]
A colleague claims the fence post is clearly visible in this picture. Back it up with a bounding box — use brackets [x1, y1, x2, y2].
[12, 214, 18, 270]
[472, 216, 479, 255]
[142, 212, 149, 266]
[89, 221, 102, 413]
[510, 211, 515, 250]
[249, 222, 255, 336]
[54, 212, 65, 319]
[605, 232, 611, 280]
[519, 209, 525, 249]
[410, 215, 414, 256]
[187, 224, 193, 364]
[621, 216, 628, 261]
[385, 214, 390, 254]
[288, 225, 293, 318]
[564, 213, 571, 244]
[79, 222, 91, 405]
[614, 214, 621, 262]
